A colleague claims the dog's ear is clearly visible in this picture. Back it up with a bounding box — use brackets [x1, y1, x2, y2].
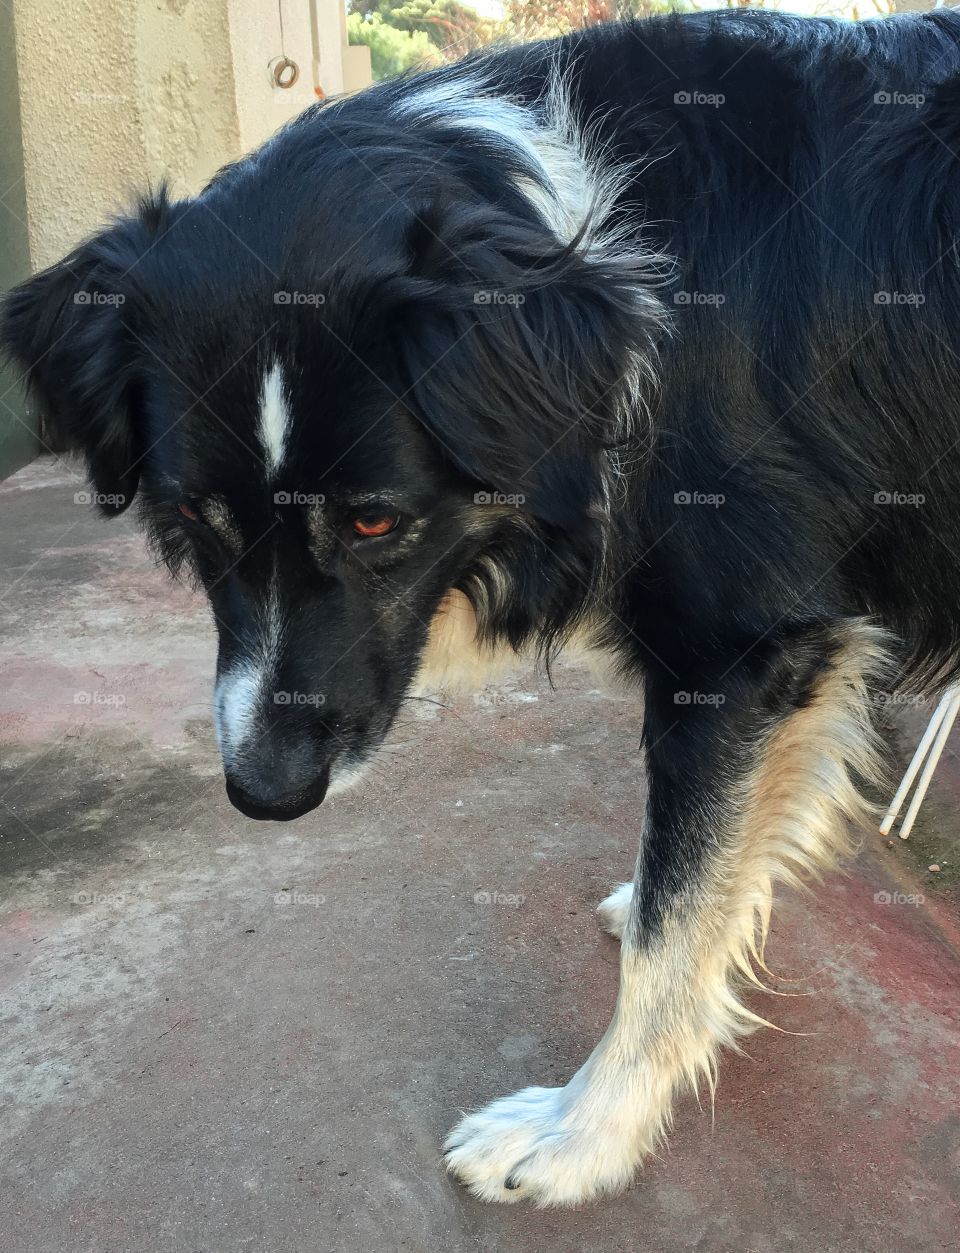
[1, 221, 148, 516]
[392, 200, 668, 527]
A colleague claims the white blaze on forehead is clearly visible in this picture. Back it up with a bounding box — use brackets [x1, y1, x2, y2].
[258, 360, 290, 475]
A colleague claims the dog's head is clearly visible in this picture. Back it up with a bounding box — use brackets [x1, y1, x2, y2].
[1, 78, 666, 819]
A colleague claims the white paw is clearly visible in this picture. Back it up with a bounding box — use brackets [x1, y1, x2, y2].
[443, 1084, 638, 1206]
[596, 881, 633, 940]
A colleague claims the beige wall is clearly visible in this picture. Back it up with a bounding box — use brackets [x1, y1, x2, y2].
[8, 0, 370, 270]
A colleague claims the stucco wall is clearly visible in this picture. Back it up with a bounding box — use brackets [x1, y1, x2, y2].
[12, 0, 146, 271]
[9, 0, 369, 269]
[136, 0, 243, 198]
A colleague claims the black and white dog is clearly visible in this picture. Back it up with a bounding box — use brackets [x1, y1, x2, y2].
[4, 9, 960, 1206]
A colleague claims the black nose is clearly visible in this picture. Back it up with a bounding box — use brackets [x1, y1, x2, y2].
[225, 764, 330, 821]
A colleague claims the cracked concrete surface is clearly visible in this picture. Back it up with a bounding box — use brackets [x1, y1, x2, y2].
[1, 458, 958, 1252]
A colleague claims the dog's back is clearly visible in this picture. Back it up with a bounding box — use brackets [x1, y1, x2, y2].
[507, 11, 960, 683]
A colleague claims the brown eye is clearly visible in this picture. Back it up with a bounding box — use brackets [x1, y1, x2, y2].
[178, 502, 201, 522]
[352, 514, 399, 538]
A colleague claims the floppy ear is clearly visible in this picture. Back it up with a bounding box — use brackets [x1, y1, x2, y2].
[392, 201, 668, 527]
[1, 225, 145, 515]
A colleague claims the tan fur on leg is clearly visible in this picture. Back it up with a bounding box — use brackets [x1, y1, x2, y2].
[447, 620, 891, 1205]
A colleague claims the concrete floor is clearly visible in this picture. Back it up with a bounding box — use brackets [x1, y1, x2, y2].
[1, 457, 959, 1253]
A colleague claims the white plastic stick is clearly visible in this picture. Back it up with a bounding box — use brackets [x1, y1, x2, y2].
[879, 690, 953, 835]
[896, 690, 960, 841]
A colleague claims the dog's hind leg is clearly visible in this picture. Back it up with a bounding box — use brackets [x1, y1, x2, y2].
[444, 619, 888, 1205]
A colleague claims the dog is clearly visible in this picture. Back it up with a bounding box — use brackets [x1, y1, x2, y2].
[4, 7, 959, 1206]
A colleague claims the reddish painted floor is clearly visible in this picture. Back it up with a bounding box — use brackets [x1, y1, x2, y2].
[1, 458, 958, 1252]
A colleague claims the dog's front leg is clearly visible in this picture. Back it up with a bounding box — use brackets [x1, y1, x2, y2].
[444, 621, 886, 1205]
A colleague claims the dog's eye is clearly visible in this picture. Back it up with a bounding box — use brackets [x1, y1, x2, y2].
[352, 514, 399, 538]
[177, 502, 203, 523]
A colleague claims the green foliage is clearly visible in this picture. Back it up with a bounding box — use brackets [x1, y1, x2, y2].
[346, 11, 442, 80]
[387, 0, 499, 53]
[347, 0, 689, 81]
